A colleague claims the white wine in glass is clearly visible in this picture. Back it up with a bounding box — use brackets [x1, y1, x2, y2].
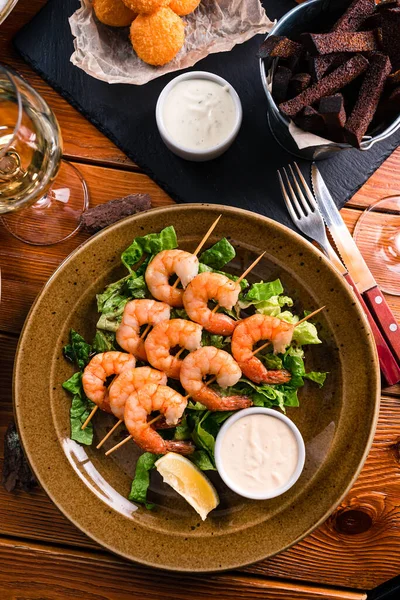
[0, 64, 89, 245]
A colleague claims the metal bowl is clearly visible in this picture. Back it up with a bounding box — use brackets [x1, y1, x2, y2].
[259, 0, 400, 160]
[0, 0, 18, 26]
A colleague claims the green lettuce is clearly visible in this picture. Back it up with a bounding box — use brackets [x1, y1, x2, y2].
[121, 226, 177, 271]
[92, 330, 116, 353]
[304, 371, 327, 387]
[128, 452, 159, 509]
[201, 332, 231, 350]
[96, 273, 148, 332]
[63, 330, 92, 370]
[190, 450, 216, 471]
[173, 416, 191, 441]
[244, 279, 284, 302]
[199, 238, 235, 270]
[62, 372, 94, 445]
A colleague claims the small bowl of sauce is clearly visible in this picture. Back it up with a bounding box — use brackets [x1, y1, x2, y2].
[156, 71, 242, 162]
[215, 408, 305, 500]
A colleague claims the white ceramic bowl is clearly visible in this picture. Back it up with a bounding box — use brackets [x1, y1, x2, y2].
[215, 407, 306, 500]
[155, 71, 242, 162]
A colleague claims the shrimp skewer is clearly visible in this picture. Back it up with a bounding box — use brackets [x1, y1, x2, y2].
[144, 318, 202, 379]
[180, 347, 252, 411]
[81, 352, 136, 428]
[183, 272, 241, 336]
[116, 299, 171, 361]
[106, 383, 194, 456]
[231, 314, 293, 384]
[145, 249, 199, 307]
[96, 366, 167, 448]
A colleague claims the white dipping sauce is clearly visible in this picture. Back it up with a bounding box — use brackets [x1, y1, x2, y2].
[162, 79, 237, 150]
[219, 414, 299, 494]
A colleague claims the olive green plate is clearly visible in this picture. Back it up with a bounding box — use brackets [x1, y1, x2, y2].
[14, 204, 379, 572]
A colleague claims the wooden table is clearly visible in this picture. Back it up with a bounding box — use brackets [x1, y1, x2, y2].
[1, 2, 400, 599]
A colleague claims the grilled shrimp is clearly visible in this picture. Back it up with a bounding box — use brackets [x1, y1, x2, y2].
[116, 299, 170, 361]
[183, 272, 240, 336]
[145, 249, 199, 307]
[180, 346, 252, 411]
[231, 314, 293, 384]
[144, 318, 202, 379]
[108, 366, 167, 420]
[124, 383, 194, 455]
[82, 352, 136, 413]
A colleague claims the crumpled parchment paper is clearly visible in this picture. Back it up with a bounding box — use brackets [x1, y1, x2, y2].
[69, 0, 273, 85]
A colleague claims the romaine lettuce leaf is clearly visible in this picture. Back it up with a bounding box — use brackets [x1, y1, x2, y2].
[191, 411, 216, 461]
[128, 452, 159, 509]
[199, 238, 235, 270]
[121, 226, 178, 271]
[62, 372, 94, 445]
[92, 330, 116, 353]
[63, 330, 92, 370]
[254, 295, 293, 317]
[173, 416, 191, 441]
[190, 451, 216, 471]
[292, 321, 322, 345]
[201, 332, 231, 350]
[304, 371, 327, 387]
[245, 279, 284, 302]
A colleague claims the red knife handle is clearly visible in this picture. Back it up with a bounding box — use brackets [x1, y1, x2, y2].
[363, 286, 400, 366]
[344, 274, 400, 386]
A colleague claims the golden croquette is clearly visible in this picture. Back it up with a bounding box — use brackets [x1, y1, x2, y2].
[93, 0, 136, 27]
[122, 0, 169, 13]
[169, 0, 200, 16]
[130, 8, 185, 66]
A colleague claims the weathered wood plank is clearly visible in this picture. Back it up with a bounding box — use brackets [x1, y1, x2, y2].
[0, 538, 367, 600]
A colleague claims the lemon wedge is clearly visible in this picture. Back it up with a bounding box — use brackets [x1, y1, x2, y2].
[155, 453, 219, 520]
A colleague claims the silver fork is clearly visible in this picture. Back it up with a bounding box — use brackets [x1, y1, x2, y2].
[277, 162, 342, 267]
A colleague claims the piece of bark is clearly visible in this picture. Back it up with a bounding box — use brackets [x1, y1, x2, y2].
[302, 31, 378, 56]
[380, 8, 400, 70]
[81, 194, 151, 233]
[332, 0, 376, 32]
[288, 73, 312, 98]
[2, 422, 37, 493]
[257, 36, 302, 59]
[272, 66, 292, 104]
[294, 106, 326, 136]
[345, 53, 392, 147]
[319, 94, 347, 128]
[279, 55, 369, 118]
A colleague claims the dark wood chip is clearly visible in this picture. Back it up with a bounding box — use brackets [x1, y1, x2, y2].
[2, 422, 37, 493]
[81, 194, 151, 234]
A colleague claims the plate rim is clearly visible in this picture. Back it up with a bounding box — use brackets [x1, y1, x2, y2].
[13, 203, 380, 572]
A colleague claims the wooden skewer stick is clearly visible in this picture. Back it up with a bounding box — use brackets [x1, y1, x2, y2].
[171, 214, 222, 290]
[250, 306, 326, 357]
[211, 252, 266, 314]
[139, 323, 152, 340]
[105, 434, 132, 456]
[296, 306, 325, 326]
[81, 405, 98, 430]
[96, 419, 123, 449]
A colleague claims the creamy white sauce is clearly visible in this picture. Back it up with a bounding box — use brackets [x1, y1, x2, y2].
[162, 79, 237, 150]
[220, 414, 299, 494]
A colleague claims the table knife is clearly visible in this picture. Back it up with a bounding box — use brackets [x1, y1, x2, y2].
[312, 163, 400, 371]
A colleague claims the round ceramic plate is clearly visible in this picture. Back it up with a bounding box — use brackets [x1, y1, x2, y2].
[14, 204, 379, 572]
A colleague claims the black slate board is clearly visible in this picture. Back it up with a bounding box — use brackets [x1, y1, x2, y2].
[13, 0, 400, 231]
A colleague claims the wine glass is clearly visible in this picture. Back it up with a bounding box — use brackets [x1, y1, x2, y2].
[0, 63, 89, 245]
[354, 196, 400, 296]
[0, 0, 18, 26]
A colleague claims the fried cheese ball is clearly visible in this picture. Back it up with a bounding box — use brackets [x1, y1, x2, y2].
[122, 0, 169, 13]
[169, 0, 200, 16]
[130, 8, 185, 66]
[93, 0, 136, 27]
